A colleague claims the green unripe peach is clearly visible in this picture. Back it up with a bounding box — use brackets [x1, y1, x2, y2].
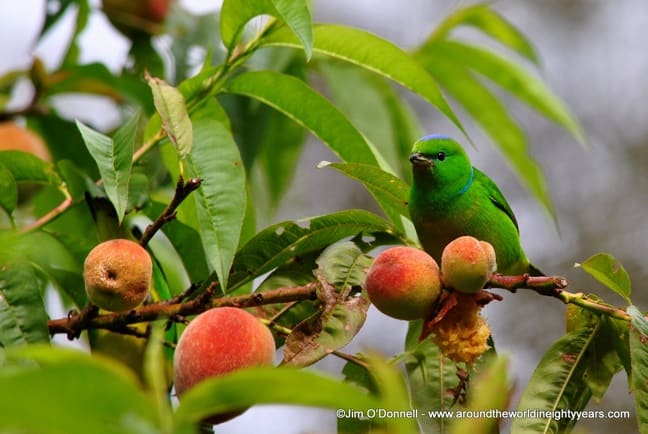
[365, 246, 442, 320]
[441, 236, 495, 294]
[173, 307, 276, 424]
[84, 239, 152, 312]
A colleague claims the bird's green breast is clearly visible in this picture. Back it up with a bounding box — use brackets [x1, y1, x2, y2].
[409, 181, 529, 275]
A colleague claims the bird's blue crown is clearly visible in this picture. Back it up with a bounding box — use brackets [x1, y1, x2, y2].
[419, 134, 452, 141]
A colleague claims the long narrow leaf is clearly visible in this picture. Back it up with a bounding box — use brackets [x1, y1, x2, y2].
[319, 161, 410, 231]
[220, 0, 312, 59]
[511, 327, 597, 434]
[186, 102, 246, 291]
[174, 367, 381, 426]
[405, 321, 461, 433]
[576, 253, 632, 303]
[423, 41, 585, 144]
[229, 210, 403, 290]
[429, 4, 539, 64]
[262, 24, 464, 135]
[628, 306, 648, 433]
[147, 75, 193, 159]
[224, 70, 378, 165]
[77, 112, 138, 223]
[0, 262, 49, 347]
[0, 162, 17, 217]
[0, 346, 158, 434]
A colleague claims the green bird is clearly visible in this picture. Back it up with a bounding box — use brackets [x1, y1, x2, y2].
[408, 134, 542, 276]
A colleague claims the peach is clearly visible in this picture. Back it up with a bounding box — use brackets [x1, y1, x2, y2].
[0, 122, 51, 162]
[365, 246, 442, 320]
[84, 239, 152, 312]
[479, 240, 498, 274]
[103, 0, 171, 35]
[173, 307, 276, 424]
[441, 236, 494, 294]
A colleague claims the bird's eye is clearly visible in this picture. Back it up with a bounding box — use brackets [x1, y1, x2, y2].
[436, 152, 446, 161]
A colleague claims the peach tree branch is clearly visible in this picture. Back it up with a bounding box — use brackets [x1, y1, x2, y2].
[49, 273, 634, 338]
[48, 283, 319, 337]
[488, 273, 631, 321]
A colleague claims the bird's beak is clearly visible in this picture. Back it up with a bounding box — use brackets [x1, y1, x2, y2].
[409, 152, 433, 168]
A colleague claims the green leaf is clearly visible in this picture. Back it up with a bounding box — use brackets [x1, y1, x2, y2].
[224, 70, 378, 165]
[143, 326, 173, 432]
[186, 101, 246, 291]
[257, 102, 307, 208]
[416, 53, 556, 222]
[0, 162, 18, 218]
[282, 242, 371, 367]
[282, 293, 369, 367]
[262, 24, 463, 134]
[449, 356, 510, 434]
[422, 41, 585, 144]
[147, 75, 193, 159]
[0, 150, 61, 185]
[173, 367, 381, 426]
[0, 261, 49, 347]
[364, 353, 420, 433]
[576, 253, 632, 303]
[220, 0, 313, 59]
[374, 76, 424, 180]
[316, 241, 372, 290]
[511, 327, 596, 434]
[229, 210, 403, 290]
[404, 320, 461, 433]
[565, 304, 625, 401]
[126, 214, 191, 297]
[76, 113, 138, 223]
[28, 114, 99, 179]
[429, 4, 539, 64]
[317, 61, 401, 173]
[0, 346, 159, 434]
[46, 63, 154, 114]
[319, 161, 410, 230]
[144, 201, 210, 283]
[14, 231, 87, 308]
[628, 306, 648, 433]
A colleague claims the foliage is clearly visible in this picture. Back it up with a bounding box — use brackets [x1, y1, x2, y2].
[0, 1, 643, 434]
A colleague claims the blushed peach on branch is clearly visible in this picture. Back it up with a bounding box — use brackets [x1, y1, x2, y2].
[365, 246, 442, 320]
[173, 307, 276, 424]
[441, 236, 495, 294]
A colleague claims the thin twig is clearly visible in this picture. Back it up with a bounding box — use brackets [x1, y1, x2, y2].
[19, 193, 72, 234]
[138, 176, 201, 247]
[488, 273, 631, 321]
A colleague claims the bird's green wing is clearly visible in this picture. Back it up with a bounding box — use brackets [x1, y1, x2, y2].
[474, 168, 519, 232]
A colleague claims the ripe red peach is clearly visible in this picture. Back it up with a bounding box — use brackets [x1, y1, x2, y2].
[173, 307, 276, 424]
[441, 236, 495, 294]
[84, 239, 152, 312]
[365, 246, 442, 320]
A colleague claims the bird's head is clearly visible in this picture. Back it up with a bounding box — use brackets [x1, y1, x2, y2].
[409, 135, 472, 186]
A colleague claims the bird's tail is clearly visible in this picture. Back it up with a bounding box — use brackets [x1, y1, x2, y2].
[528, 263, 545, 277]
